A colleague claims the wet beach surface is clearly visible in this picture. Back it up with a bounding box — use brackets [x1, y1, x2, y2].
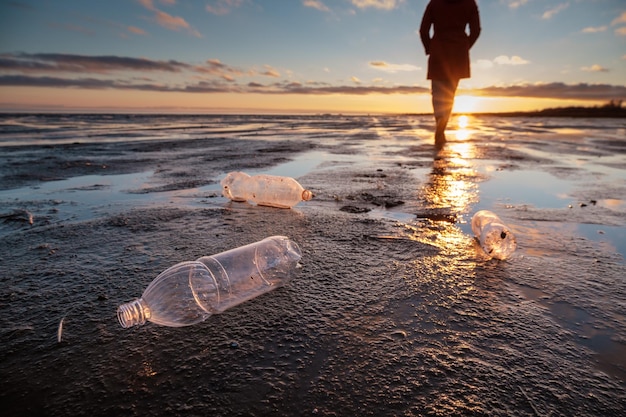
[1, 114, 625, 416]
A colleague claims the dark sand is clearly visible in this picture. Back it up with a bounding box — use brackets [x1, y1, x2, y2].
[1, 114, 625, 416]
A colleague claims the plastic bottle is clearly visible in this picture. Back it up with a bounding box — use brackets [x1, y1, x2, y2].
[117, 236, 302, 328]
[221, 171, 313, 208]
[471, 210, 517, 260]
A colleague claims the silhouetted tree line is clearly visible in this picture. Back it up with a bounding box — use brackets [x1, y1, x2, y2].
[481, 100, 625, 118]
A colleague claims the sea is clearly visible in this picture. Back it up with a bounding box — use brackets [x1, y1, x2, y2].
[0, 112, 625, 416]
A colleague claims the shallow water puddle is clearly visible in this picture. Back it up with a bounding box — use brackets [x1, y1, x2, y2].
[515, 283, 626, 382]
[0, 171, 156, 226]
[251, 150, 362, 178]
[576, 223, 626, 261]
[478, 169, 573, 209]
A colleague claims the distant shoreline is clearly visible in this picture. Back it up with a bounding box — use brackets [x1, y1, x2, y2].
[421, 103, 626, 119]
[471, 105, 626, 118]
[1, 105, 625, 118]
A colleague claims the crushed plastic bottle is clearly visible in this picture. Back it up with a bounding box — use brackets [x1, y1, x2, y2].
[471, 210, 517, 260]
[221, 171, 313, 208]
[117, 236, 302, 328]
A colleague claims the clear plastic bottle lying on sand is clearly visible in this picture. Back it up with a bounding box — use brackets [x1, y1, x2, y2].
[471, 210, 517, 260]
[221, 171, 313, 209]
[117, 236, 302, 328]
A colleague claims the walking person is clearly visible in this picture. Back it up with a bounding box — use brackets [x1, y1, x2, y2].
[420, 0, 481, 148]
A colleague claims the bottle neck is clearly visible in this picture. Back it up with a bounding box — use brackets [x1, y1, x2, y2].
[117, 298, 150, 328]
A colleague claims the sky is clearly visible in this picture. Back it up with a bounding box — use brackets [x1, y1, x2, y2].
[0, 0, 625, 114]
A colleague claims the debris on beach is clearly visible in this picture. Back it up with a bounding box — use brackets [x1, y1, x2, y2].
[221, 171, 313, 208]
[57, 317, 65, 343]
[0, 209, 34, 225]
[117, 236, 301, 328]
[471, 210, 517, 260]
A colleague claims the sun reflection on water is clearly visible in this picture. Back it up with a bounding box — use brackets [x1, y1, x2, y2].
[422, 143, 479, 216]
[455, 115, 471, 141]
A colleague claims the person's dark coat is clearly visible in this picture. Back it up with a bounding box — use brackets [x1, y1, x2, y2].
[420, 0, 481, 81]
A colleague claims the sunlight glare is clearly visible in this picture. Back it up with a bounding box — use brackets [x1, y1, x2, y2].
[453, 95, 480, 114]
[458, 115, 469, 128]
[455, 115, 472, 141]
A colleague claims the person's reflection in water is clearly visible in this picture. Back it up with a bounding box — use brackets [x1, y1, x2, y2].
[420, 0, 481, 149]
[419, 122, 478, 225]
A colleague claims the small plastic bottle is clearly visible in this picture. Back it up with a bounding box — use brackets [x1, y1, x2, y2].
[221, 171, 313, 209]
[471, 210, 517, 260]
[117, 236, 302, 328]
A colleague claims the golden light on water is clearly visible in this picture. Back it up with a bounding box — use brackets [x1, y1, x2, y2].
[455, 115, 472, 141]
[458, 115, 469, 129]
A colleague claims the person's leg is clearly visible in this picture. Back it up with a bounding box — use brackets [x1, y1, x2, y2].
[431, 78, 459, 147]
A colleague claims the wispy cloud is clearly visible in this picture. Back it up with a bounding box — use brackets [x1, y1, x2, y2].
[611, 11, 626, 26]
[303, 0, 331, 13]
[0, 53, 190, 73]
[504, 0, 529, 9]
[476, 55, 530, 68]
[128, 26, 147, 35]
[581, 64, 609, 73]
[138, 0, 202, 37]
[1, 53, 624, 101]
[206, 0, 245, 15]
[494, 55, 530, 65]
[350, 0, 402, 11]
[369, 61, 420, 72]
[2, 74, 623, 101]
[581, 26, 606, 34]
[581, 10, 626, 37]
[260, 65, 281, 78]
[542, 3, 569, 20]
[194, 59, 248, 80]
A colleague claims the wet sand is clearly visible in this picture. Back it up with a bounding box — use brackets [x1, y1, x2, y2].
[1, 114, 625, 416]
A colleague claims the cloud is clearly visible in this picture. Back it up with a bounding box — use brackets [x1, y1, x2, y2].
[2, 53, 624, 102]
[581, 26, 607, 34]
[0, 53, 191, 73]
[128, 26, 147, 35]
[504, 0, 529, 9]
[206, 0, 245, 15]
[616, 27, 626, 36]
[475, 59, 494, 69]
[303, 0, 330, 13]
[138, 0, 156, 10]
[581, 64, 609, 73]
[476, 82, 626, 100]
[154, 10, 186, 30]
[611, 11, 626, 26]
[2, 73, 625, 101]
[260, 65, 281, 78]
[194, 59, 248, 78]
[350, 0, 401, 11]
[369, 61, 420, 72]
[542, 3, 569, 20]
[138, 0, 202, 37]
[494, 55, 530, 65]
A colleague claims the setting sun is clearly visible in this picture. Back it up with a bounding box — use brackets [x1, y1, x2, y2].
[453, 95, 481, 114]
